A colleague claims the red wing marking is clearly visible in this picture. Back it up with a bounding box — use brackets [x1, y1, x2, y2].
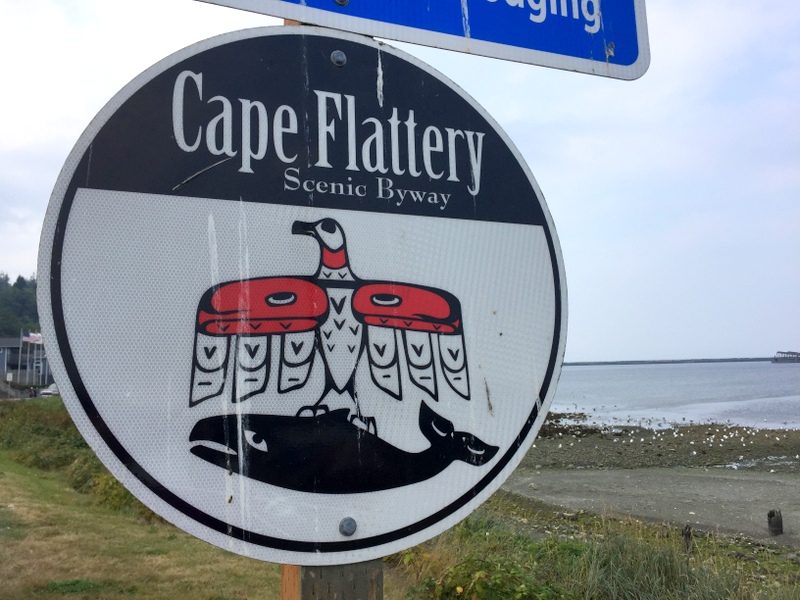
[197, 277, 327, 335]
[353, 283, 462, 333]
[203, 318, 321, 335]
[361, 316, 456, 333]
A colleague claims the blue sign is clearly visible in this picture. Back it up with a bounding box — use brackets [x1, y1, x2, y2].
[197, 0, 649, 80]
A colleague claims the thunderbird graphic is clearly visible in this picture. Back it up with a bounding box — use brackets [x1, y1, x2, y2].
[188, 218, 498, 493]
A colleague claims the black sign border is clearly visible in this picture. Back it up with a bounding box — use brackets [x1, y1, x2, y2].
[43, 26, 565, 558]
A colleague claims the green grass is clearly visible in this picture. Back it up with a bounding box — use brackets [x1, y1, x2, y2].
[0, 397, 155, 519]
[0, 502, 26, 541]
[391, 493, 800, 599]
[0, 450, 283, 600]
[1, 398, 799, 600]
[35, 579, 137, 595]
[0, 396, 90, 471]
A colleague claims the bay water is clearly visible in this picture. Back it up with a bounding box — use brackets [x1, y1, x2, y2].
[551, 361, 800, 429]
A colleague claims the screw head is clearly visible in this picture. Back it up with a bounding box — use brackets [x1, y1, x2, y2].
[334, 0, 349, 5]
[339, 517, 357, 537]
[330, 50, 347, 67]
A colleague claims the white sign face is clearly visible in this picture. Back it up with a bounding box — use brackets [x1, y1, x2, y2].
[38, 27, 566, 565]
[5, 373, 11, 383]
[197, 0, 650, 80]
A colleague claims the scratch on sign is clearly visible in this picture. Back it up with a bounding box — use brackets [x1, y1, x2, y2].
[173, 157, 235, 192]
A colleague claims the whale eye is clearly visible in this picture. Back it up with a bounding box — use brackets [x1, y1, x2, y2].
[430, 419, 453, 438]
[467, 443, 486, 456]
[266, 292, 296, 306]
[244, 430, 268, 452]
[371, 293, 401, 307]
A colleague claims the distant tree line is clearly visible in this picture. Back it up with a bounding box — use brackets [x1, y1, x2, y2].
[0, 273, 39, 337]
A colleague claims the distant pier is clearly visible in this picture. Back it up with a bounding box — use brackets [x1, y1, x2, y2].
[772, 351, 800, 363]
[564, 357, 772, 367]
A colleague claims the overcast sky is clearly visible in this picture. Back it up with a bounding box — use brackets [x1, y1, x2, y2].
[1, 0, 798, 362]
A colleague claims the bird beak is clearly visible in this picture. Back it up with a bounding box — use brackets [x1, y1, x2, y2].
[292, 220, 316, 236]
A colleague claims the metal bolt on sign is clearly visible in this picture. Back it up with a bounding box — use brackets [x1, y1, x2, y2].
[339, 517, 357, 537]
[330, 49, 347, 67]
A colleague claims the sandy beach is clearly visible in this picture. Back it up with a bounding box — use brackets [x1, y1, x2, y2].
[505, 413, 800, 548]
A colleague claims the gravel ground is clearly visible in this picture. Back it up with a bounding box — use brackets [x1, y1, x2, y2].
[520, 412, 800, 473]
[504, 468, 800, 547]
[505, 413, 800, 547]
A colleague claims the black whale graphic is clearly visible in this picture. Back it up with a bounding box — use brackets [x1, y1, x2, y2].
[189, 403, 499, 493]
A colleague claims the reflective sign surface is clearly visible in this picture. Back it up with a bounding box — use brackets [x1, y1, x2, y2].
[38, 27, 566, 564]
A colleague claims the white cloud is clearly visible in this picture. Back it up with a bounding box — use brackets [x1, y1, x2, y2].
[0, 0, 278, 278]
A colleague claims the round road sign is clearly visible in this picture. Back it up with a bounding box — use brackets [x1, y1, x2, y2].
[38, 26, 566, 565]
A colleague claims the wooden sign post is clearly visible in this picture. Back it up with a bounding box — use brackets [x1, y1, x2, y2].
[282, 562, 383, 600]
[276, 22, 384, 599]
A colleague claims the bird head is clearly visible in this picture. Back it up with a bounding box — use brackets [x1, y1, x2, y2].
[292, 218, 352, 276]
[292, 218, 345, 251]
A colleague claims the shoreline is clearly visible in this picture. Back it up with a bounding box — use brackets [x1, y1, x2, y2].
[564, 357, 774, 366]
[553, 360, 800, 431]
[527, 412, 800, 473]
